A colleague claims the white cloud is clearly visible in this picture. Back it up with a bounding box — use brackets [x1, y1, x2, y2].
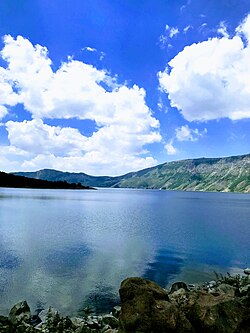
[6, 119, 88, 156]
[175, 125, 207, 142]
[0, 35, 161, 175]
[169, 27, 179, 38]
[164, 140, 178, 155]
[159, 14, 250, 121]
[0, 105, 8, 119]
[217, 21, 229, 38]
[180, 0, 191, 12]
[84, 46, 97, 52]
[3, 117, 161, 175]
[165, 25, 179, 38]
[236, 14, 250, 41]
[159, 25, 179, 48]
[198, 22, 208, 32]
[183, 25, 192, 33]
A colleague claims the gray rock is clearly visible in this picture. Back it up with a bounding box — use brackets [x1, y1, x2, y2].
[188, 284, 196, 289]
[111, 305, 121, 318]
[38, 307, 60, 325]
[0, 315, 10, 326]
[86, 317, 100, 329]
[208, 280, 217, 288]
[217, 283, 236, 297]
[102, 314, 119, 328]
[101, 324, 111, 332]
[8, 300, 31, 325]
[244, 268, 250, 275]
[170, 281, 189, 293]
[70, 316, 85, 328]
[238, 284, 250, 297]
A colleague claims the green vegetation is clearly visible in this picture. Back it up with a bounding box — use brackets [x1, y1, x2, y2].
[214, 271, 250, 288]
[0, 172, 93, 190]
[13, 153, 250, 193]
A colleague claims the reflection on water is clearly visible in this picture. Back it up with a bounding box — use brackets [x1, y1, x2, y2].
[0, 249, 20, 270]
[0, 187, 249, 315]
[143, 248, 185, 287]
[44, 244, 91, 275]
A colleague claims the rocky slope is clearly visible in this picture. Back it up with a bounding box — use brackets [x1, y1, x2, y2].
[13, 153, 250, 193]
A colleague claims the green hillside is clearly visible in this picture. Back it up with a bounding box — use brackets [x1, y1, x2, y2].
[13, 154, 250, 193]
[0, 172, 93, 190]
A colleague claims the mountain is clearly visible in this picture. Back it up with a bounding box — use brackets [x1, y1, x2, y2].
[0, 172, 93, 190]
[13, 169, 125, 187]
[13, 153, 250, 193]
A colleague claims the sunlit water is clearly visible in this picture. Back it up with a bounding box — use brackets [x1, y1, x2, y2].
[0, 187, 249, 315]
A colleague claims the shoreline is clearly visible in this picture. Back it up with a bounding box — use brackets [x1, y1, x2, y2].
[1, 271, 249, 333]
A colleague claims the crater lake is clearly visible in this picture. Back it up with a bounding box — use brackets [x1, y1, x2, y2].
[0, 187, 249, 315]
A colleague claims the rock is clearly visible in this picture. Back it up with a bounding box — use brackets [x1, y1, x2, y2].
[244, 268, 250, 275]
[30, 314, 41, 326]
[208, 280, 217, 287]
[182, 288, 250, 333]
[8, 300, 31, 325]
[119, 277, 193, 333]
[112, 305, 121, 318]
[238, 284, 250, 297]
[16, 322, 37, 332]
[102, 314, 119, 328]
[217, 283, 236, 297]
[86, 316, 100, 329]
[37, 309, 47, 323]
[170, 281, 189, 293]
[0, 315, 10, 326]
[102, 324, 111, 332]
[169, 288, 188, 307]
[70, 316, 86, 328]
[188, 284, 196, 289]
[120, 277, 170, 302]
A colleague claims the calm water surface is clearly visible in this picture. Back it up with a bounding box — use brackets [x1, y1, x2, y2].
[0, 187, 249, 315]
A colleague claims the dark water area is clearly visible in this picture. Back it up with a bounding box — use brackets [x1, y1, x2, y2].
[0, 188, 249, 315]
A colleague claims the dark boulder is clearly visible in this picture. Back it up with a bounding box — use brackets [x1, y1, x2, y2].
[118, 277, 193, 333]
[118, 277, 250, 333]
[170, 282, 189, 293]
[8, 300, 31, 325]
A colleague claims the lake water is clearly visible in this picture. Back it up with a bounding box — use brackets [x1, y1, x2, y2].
[0, 187, 249, 315]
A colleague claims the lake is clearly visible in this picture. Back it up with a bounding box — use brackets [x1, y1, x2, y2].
[0, 187, 249, 315]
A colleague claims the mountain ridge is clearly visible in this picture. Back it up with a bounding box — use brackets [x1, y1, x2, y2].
[0, 171, 93, 190]
[13, 153, 250, 193]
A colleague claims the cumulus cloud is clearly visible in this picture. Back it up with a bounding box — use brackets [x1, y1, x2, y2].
[164, 140, 178, 155]
[175, 125, 207, 142]
[217, 21, 229, 38]
[0, 35, 161, 175]
[164, 125, 206, 156]
[0, 105, 8, 119]
[159, 14, 250, 122]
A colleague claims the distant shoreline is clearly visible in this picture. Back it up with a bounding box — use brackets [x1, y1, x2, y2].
[0, 171, 95, 190]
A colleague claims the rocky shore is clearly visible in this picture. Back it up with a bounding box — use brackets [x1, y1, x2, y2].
[0, 271, 249, 333]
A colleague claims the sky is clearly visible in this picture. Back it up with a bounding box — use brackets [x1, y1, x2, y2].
[0, 0, 249, 176]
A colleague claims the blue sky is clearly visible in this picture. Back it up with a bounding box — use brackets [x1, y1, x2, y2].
[0, 0, 249, 175]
